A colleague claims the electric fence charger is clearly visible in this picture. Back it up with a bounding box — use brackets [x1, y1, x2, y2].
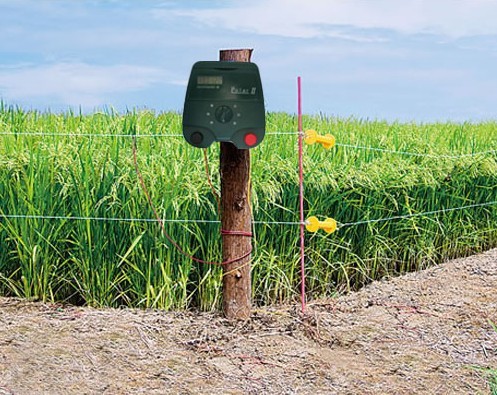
[182, 61, 266, 149]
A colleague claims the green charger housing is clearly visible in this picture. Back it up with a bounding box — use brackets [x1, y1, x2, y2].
[183, 61, 265, 149]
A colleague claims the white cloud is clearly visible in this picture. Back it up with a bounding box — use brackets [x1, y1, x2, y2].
[321, 68, 468, 86]
[168, 0, 497, 39]
[0, 63, 168, 107]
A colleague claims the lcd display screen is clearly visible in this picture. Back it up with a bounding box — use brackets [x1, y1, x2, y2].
[197, 75, 223, 85]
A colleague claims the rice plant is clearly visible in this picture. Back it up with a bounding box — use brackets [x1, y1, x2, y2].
[0, 104, 496, 309]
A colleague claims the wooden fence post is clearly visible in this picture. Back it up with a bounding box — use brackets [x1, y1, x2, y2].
[219, 48, 253, 320]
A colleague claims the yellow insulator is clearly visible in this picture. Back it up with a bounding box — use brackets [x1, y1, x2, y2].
[304, 129, 336, 150]
[305, 216, 338, 234]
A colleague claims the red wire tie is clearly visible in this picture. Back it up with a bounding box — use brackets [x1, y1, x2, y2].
[221, 229, 253, 237]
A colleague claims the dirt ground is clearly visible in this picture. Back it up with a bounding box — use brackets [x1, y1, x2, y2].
[0, 249, 496, 395]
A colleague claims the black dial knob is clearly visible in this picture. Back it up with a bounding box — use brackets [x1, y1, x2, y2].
[190, 131, 203, 145]
[215, 105, 233, 123]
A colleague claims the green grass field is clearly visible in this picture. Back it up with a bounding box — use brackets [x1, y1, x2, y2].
[1, 103, 496, 310]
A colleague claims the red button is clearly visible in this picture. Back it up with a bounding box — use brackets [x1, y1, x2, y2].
[244, 133, 258, 147]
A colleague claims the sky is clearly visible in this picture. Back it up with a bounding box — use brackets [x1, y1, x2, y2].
[1, 0, 497, 122]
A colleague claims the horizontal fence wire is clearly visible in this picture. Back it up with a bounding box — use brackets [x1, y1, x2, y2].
[334, 143, 497, 159]
[0, 131, 182, 138]
[338, 200, 497, 229]
[2, 201, 496, 229]
[0, 213, 302, 226]
[0, 131, 290, 138]
[1, 130, 495, 159]
[1, 130, 496, 230]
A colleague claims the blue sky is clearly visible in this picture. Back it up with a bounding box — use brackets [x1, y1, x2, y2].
[1, 0, 497, 122]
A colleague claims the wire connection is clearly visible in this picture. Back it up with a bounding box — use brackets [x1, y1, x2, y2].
[305, 216, 337, 234]
[132, 136, 251, 266]
[304, 129, 336, 150]
[220, 229, 253, 237]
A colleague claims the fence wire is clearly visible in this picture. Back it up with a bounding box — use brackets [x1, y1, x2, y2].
[338, 200, 497, 229]
[1, 130, 495, 159]
[0, 213, 301, 227]
[1, 129, 496, 231]
[2, 200, 496, 230]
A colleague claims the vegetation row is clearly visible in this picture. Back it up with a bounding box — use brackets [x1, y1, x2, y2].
[0, 104, 496, 309]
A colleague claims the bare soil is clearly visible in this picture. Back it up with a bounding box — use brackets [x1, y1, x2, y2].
[1, 249, 496, 394]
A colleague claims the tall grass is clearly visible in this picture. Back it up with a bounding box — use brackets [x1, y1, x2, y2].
[0, 105, 496, 309]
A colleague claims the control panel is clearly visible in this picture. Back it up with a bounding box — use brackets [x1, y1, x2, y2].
[182, 61, 265, 149]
